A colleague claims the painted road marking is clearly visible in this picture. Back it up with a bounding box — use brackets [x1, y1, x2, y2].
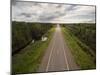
[46, 33, 56, 72]
[59, 24, 70, 70]
[61, 33, 70, 70]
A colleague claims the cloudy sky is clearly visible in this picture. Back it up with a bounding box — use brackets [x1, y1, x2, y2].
[12, 1, 96, 23]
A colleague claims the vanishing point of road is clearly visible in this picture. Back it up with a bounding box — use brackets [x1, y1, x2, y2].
[38, 24, 79, 72]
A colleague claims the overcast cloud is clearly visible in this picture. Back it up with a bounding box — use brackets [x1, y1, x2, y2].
[12, 1, 96, 23]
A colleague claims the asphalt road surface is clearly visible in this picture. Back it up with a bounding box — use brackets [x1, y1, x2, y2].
[38, 24, 79, 72]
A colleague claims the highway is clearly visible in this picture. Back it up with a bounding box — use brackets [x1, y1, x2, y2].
[38, 24, 79, 72]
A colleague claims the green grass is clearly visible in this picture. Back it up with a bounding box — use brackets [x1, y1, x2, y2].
[12, 27, 55, 74]
[62, 27, 96, 69]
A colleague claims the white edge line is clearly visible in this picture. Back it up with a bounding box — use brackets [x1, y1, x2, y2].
[46, 33, 55, 72]
[63, 46, 70, 70]
[60, 26, 70, 70]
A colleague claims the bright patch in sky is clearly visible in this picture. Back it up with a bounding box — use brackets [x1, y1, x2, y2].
[12, 1, 96, 23]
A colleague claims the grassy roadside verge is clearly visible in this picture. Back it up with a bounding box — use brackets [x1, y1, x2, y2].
[62, 27, 96, 69]
[12, 27, 55, 74]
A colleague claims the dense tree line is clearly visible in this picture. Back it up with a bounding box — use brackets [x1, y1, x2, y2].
[12, 21, 52, 54]
[62, 23, 96, 52]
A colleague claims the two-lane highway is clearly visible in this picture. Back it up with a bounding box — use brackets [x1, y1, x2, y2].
[38, 24, 79, 72]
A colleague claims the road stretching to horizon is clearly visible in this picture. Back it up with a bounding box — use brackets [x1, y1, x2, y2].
[38, 24, 79, 72]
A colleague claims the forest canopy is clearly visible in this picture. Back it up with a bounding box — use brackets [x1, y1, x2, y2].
[12, 21, 52, 54]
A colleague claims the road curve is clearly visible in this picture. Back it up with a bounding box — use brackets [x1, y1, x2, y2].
[38, 24, 79, 72]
